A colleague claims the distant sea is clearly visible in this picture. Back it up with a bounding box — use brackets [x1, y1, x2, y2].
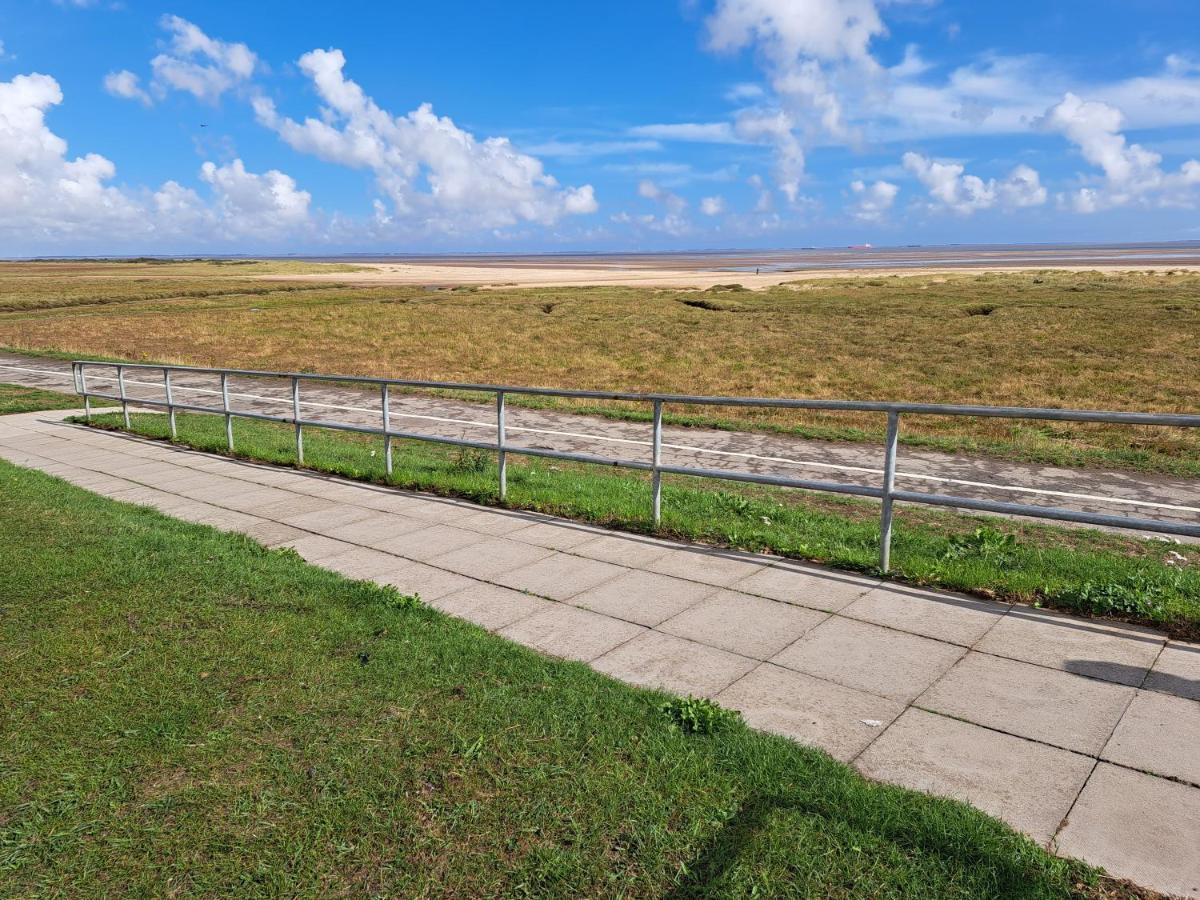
[295, 241, 1200, 273]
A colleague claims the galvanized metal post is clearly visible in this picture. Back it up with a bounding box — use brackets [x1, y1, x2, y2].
[496, 391, 507, 501]
[80, 365, 91, 421]
[221, 372, 233, 451]
[382, 383, 393, 477]
[651, 399, 663, 527]
[292, 376, 304, 465]
[117, 365, 130, 429]
[879, 410, 901, 573]
[164, 368, 177, 440]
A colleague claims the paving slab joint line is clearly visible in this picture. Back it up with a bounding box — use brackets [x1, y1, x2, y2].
[1047, 637, 1182, 852]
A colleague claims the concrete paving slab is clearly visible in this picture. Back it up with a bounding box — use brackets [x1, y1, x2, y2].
[974, 606, 1166, 686]
[507, 520, 605, 550]
[658, 590, 829, 659]
[278, 504, 377, 532]
[841, 585, 1008, 646]
[571, 533, 674, 567]
[499, 604, 646, 662]
[732, 562, 877, 611]
[175, 504, 263, 533]
[1101, 689, 1200, 787]
[255, 495, 339, 522]
[427, 537, 553, 579]
[241, 519, 307, 547]
[857, 709, 1094, 846]
[321, 547, 404, 580]
[592, 631, 757, 697]
[372, 561, 475, 601]
[207, 487, 300, 514]
[716, 663, 904, 761]
[567, 570, 717, 626]
[428, 584, 552, 631]
[1144, 640, 1200, 701]
[918, 652, 1134, 755]
[1055, 763, 1200, 898]
[491, 553, 625, 601]
[377, 524, 483, 562]
[322, 512, 428, 548]
[772, 616, 965, 702]
[277, 534, 358, 563]
[645, 548, 770, 587]
[451, 509, 542, 536]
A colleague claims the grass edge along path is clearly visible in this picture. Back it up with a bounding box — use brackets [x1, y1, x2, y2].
[0, 457, 1145, 897]
[76, 410, 1200, 640]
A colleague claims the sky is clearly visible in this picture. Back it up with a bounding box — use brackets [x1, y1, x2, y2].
[1, 0, 1199, 254]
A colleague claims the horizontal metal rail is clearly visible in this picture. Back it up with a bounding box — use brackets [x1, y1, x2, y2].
[73, 360, 1200, 569]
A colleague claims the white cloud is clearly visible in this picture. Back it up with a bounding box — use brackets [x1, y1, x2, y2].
[724, 82, 764, 101]
[637, 179, 687, 214]
[748, 173, 773, 212]
[633, 179, 690, 234]
[199, 159, 311, 235]
[703, 0, 889, 198]
[147, 15, 257, 103]
[997, 164, 1047, 208]
[902, 152, 1046, 214]
[1039, 92, 1200, 211]
[103, 69, 150, 105]
[700, 195, 726, 215]
[253, 48, 597, 230]
[0, 71, 314, 251]
[628, 122, 741, 143]
[0, 73, 142, 239]
[522, 138, 660, 158]
[734, 108, 805, 201]
[849, 178, 897, 221]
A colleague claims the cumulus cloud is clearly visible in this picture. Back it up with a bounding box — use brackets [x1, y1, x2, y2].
[103, 69, 151, 105]
[902, 152, 1046, 214]
[849, 179, 897, 221]
[1039, 92, 1200, 211]
[199, 159, 311, 235]
[149, 15, 257, 102]
[700, 195, 726, 216]
[104, 16, 258, 105]
[630, 179, 690, 234]
[0, 71, 312, 250]
[253, 48, 597, 231]
[0, 73, 142, 238]
[704, 0, 889, 199]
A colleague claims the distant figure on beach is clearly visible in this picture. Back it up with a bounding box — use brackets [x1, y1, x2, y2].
[755, 267, 760, 275]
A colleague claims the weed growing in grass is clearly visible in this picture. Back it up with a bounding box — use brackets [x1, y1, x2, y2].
[943, 527, 1019, 566]
[380, 588, 424, 611]
[1047, 569, 1182, 619]
[451, 447, 493, 474]
[661, 697, 743, 735]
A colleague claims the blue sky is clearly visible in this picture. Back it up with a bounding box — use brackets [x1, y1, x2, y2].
[1, 0, 1199, 253]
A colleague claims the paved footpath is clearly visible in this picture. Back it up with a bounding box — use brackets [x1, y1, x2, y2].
[2, 408, 1199, 897]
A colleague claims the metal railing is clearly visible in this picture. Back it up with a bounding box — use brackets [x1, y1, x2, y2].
[71, 360, 1200, 570]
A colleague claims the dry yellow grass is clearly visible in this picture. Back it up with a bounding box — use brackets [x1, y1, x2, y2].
[1, 263, 1197, 470]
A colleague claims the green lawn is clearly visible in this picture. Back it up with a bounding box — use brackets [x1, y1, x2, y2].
[0, 382, 107, 415]
[0, 458, 1117, 897]
[80, 409, 1200, 639]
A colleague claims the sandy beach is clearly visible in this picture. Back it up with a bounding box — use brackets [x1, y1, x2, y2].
[274, 245, 1200, 289]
